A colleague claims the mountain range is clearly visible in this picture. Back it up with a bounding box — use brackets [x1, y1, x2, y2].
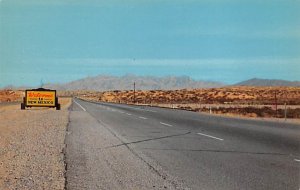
[42, 75, 300, 91]
[3, 75, 300, 91]
[235, 78, 300, 87]
[44, 75, 224, 91]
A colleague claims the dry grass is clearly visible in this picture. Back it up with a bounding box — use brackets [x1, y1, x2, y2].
[77, 87, 300, 119]
[78, 87, 300, 105]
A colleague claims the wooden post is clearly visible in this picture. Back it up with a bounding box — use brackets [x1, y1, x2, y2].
[133, 82, 136, 104]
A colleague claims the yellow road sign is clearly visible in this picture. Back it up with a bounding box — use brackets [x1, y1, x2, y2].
[26, 90, 56, 107]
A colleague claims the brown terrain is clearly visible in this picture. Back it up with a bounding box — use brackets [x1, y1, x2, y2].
[77, 86, 300, 119]
[0, 90, 24, 103]
[0, 97, 71, 190]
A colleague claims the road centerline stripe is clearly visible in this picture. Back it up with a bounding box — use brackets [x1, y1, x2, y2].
[294, 159, 300, 162]
[126, 113, 132, 115]
[74, 100, 86, 111]
[197, 132, 224, 141]
[160, 122, 173, 127]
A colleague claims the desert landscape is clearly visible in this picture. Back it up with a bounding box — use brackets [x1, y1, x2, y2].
[76, 86, 300, 119]
[2, 1, 300, 188]
[0, 87, 299, 189]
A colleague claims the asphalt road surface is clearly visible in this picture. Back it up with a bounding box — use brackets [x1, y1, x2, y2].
[66, 98, 300, 190]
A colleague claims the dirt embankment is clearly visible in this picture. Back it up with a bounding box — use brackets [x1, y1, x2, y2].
[0, 98, 71, 190]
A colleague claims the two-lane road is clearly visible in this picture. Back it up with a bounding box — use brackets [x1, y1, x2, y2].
[66, 98, 300, 190]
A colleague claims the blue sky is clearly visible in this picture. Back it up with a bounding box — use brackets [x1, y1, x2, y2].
[1, 0, 300, 87]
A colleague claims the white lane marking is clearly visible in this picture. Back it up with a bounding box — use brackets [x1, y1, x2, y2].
[294, 159, 300, 162]
[74, 100, 86, 112]
[126, 113, 132, 116]
[139, 116, 148, 120]
[160, 122, 173, 127]
[120, 111, 125, 114]
[197, 132, 224, 141]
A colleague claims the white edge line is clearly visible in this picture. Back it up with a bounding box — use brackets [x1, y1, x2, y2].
[160, 122, 173, 127]
[74, 100, 86, 112]
[139, 116, 147, 119]
[197, 132, 224, 141]
[294, 159, 300, 162]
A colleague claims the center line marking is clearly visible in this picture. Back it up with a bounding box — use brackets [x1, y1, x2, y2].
[139, 116, 147, 119]
[294, 159, 300, 162]
[74, 100, 86, 111]
[126, 113, 132, 115]
[160, 122, 173, 127]
[197, 132, 224, 141]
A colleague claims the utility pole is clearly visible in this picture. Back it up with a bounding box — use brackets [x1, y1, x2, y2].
[284, 102, 287, 121]
[40, 79, 44, 88]
[274, 91, 278, 118]
[133, 82, 136, 104]
[284, 91, 288, 121]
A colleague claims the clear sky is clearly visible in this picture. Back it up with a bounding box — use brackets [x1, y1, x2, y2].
[1, 0, 300, 87]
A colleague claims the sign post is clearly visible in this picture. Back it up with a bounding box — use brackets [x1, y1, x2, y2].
[21, 88, 60, 110]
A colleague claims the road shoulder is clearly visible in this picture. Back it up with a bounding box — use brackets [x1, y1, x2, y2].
[0, 98, 71, 190]
[65, 105, 183, 189]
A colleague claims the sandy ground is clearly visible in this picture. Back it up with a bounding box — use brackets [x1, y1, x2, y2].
[0, 98, 71, 190]
[150, 103, 300, 109]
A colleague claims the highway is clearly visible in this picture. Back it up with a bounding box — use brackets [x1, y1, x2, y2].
[66, 98, 300, 190]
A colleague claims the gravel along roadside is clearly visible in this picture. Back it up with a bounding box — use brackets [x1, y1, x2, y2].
[0, 98, 71, 190]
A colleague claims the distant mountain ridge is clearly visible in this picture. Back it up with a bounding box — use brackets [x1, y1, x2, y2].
[3, 76, 300, 90]
[44, 75, 224, 91]
[234, 78, 300, 87]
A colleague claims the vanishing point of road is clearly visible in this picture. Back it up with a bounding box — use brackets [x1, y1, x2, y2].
[65, 98, 300, 190]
